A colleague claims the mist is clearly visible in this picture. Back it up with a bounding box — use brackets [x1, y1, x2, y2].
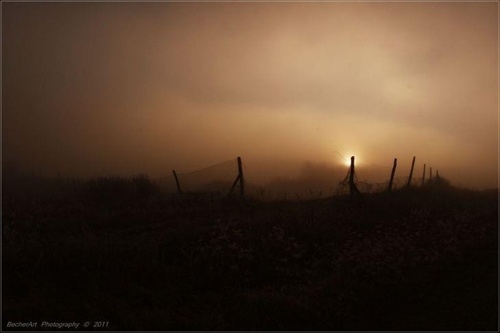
[3, 2, 498, 190]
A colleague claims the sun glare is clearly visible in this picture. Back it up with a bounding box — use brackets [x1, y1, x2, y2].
[342, 154, 362, 167]
[333, 151, 360, 168]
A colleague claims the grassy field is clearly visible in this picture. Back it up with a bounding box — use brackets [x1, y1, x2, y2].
[2, 176, 498, 330]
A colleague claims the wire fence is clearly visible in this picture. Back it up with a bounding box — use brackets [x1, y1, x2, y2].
[156, 158, 238, 194]
[155, 156, 441, 201]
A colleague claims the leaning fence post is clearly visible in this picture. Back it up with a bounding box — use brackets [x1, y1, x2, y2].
[407, 156, 416, 188]
[388, 158, 397, 192]
[349, 156, 355, 195]
[348, 156, 362, 196]
[172, 170, 182, 194]
[237, 156, 245, 198]
[422, 163, 426, 186]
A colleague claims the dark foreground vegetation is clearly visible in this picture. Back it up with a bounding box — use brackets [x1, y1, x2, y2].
[3, 175, 498, 330]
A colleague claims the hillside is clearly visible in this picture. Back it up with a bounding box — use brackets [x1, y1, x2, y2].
[3, 179, 498, 330]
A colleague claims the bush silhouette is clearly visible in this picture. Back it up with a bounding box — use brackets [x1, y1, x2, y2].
[82, 175, 159, 208]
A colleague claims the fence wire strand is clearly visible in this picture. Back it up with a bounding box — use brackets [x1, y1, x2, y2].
[176, 158, 237, 176]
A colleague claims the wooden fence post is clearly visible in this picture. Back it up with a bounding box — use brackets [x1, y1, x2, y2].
[172, 170, 182, 194]
[388, 158, 397, 192]
[429, 167, 433, 184]
[237, 156, 245, 198]
[407, 156, 416, 188]
[349, 156, 361, 196]
[422, 163, 426, 186]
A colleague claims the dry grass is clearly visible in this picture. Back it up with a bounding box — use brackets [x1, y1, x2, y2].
[3, 177, 498, 330]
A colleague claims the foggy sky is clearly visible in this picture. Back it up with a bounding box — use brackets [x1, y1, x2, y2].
[3, 2, 498, 189]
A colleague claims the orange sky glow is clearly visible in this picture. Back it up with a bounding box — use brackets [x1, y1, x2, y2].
[3, 1, 499, 190]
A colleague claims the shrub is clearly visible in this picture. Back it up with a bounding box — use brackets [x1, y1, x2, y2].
[82, 174, 159, 208]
